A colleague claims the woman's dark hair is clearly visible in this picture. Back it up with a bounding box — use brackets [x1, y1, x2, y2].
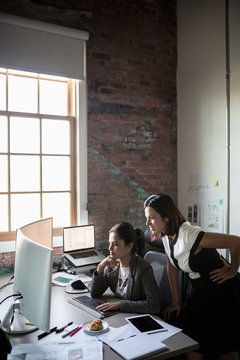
[109, 222, 145, 257]
[144, 194, 186, 236]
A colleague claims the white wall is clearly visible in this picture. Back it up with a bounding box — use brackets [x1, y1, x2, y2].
[177, 0, 240, 237]
[229, 0, 240, 235]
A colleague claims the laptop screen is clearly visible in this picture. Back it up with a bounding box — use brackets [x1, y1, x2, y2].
[63, 224, 95, 253]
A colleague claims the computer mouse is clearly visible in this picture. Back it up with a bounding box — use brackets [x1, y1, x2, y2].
[71, 279, 87, 290]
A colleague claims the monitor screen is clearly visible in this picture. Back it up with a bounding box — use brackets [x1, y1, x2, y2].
[63, 224, 95, 252]
[1, 228, 53, 334]
[20, 217, 53, 249]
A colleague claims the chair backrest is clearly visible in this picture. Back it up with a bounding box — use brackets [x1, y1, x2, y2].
[144, 227, 164, 250]
[144, 250, 172, 308]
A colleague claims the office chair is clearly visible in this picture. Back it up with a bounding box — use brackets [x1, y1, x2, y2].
[144, 250, 173, 308]
[144, 227, 164, 250]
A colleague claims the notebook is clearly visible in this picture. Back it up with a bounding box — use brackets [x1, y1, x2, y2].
[63, 224, 105, 267]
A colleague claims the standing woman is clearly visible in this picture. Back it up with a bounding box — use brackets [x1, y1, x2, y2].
[90, 221, 161, 314]
[144, 194, 240, 360]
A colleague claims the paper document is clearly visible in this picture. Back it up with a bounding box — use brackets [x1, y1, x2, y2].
[97, 317, 182, 360]
[104, 333, 168, 360]
[98, 319, 182, 344]
[8, 340, 102, 360]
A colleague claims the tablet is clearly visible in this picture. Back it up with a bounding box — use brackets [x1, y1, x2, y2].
[126, 314, 166, 334]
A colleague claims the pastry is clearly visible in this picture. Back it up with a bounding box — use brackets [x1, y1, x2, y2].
[89, 319, 103, 331]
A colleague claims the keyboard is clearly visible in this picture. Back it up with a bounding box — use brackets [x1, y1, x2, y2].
[71, 250, 97, 259]
[68, 295, 119, 319]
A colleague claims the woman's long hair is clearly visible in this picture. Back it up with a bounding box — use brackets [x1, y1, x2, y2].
[144, 194, 186, 236]
[109, 222, 145, 257]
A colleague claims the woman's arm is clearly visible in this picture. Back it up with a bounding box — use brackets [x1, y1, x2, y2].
[90, 268, 110, 298]
[167, 257, 180, 305]
[161, 255, 181, 321]
[119, 266, 161, 314]
[199, 232, 240, 282]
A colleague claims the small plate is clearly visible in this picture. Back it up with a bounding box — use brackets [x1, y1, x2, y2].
[83, 320, 109, 335]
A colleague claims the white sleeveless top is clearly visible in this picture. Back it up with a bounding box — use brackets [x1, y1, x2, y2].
[162, 221, 203, 279]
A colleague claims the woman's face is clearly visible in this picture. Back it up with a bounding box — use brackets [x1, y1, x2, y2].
[145, 206, 168, 237]
[108, 232, 133, 260]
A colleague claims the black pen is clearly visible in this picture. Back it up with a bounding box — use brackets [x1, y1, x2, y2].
[56, 321, 73, 334]
[38, 326, 57, 340]
[62, 326, 79, 339]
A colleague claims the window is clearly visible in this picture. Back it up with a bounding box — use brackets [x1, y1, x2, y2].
[0, 68, 77, 241]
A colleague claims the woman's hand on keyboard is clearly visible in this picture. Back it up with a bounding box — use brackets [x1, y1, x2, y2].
[96, 301, 120, 312]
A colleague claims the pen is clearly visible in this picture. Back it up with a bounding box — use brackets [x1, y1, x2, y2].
[55, 321, 73, 334]
[62, 326, 79, 339]
[117, 334, 136, 342]
[38, 326, 57, 340]
[69, 326, 82, 337]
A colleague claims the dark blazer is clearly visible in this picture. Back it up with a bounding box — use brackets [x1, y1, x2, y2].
[90, 254, 161, 314]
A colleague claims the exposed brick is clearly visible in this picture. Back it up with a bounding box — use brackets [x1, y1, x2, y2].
[0, 0, 177, 260]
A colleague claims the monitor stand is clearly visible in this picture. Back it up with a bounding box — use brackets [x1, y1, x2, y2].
[1, 301, 37, 334]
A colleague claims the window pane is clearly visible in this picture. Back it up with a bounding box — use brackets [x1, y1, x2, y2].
[10, 117, 40, 153]
[42, 119, 70, 154]
[11, 193, 40, 230]
[0, 74, 6, 110]
[0, 195, 8, 231]
[42, 156, 70, 191]
[40, 80, 67, 115]
[10, 155, 40, 192]
[42, 192, 70, 227]
[0, 155, 8, 192]
[8, 75, 38, 113]
[0, 116, 8, 152]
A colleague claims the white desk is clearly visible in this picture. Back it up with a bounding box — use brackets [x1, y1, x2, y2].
[0, 272, 198, 359]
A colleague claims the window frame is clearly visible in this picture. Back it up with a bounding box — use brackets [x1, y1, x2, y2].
[0, 15, 89, 246]
[0, 72, 80, 241]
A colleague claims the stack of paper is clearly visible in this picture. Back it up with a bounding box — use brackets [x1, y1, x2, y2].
[106, 333, 168, 360]
[8, 340, 102, 360]
[97, 318, 182, 360]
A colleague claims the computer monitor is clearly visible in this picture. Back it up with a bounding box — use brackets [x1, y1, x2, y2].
[1, 228, 53, 334]
[20, 217, 53, 248]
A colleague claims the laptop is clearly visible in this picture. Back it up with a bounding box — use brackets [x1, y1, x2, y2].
[63, 224, 105, 267]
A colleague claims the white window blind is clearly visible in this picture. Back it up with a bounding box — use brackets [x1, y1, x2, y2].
[0, 13, 89, 79]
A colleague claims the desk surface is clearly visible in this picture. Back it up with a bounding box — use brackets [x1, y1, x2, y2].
[0, 271, 198, 360]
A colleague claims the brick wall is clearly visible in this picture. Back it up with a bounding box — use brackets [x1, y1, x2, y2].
[0, 0, 177, 267]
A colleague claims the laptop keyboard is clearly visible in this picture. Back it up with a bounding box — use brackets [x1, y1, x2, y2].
[71, 250, 97, 259]
[68, 295, 118, 318]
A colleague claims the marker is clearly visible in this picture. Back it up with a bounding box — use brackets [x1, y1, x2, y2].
[62, 326, 79, 339]
[55, 322, 73, 334]
[69, 326, 82, 337]
[38, 326, 57, 340]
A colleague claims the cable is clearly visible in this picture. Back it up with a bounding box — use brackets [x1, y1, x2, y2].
[61, 255, 76, 275]
[9, 295, 23, 327]
[0, 275, 14, 291]
[0, 292, 22, 306]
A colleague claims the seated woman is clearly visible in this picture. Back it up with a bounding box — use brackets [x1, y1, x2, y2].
[90, 221, 161, 314]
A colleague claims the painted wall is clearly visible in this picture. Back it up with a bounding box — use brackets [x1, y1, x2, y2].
[229, 0, 240, 236]
[177, 0, 240, 238]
